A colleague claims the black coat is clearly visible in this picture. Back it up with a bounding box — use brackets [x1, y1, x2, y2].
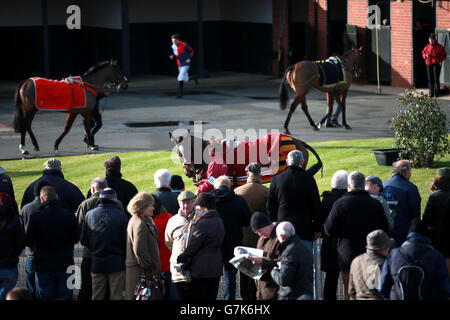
[267, 166, 322, 241]
[177, 210, 225, 278]
[270, 234, 313, 300]
[324, 190, 390, 272]
[25, 200, 79, 273]
[21, 169, 85, 213]
[422, 181, 450, 257]
[320, 188, 347, 273]
[210, 186, 251, 262]
[80, 200, 128, 273]
[0, 212, 25, 266]
[87, 172, 138, 217]
[19, 197, 42, 257]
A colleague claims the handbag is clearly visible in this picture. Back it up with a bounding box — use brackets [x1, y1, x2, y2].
[134, 271, 165, 300]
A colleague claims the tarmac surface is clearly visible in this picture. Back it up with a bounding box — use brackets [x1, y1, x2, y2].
[1, 71, 448, 161]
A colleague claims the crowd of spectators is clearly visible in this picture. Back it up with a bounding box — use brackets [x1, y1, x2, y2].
[0, 152, 449, 301]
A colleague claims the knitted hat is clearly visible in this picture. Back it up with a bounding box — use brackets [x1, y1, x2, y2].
[366, 229, 395, 251]
[99, 188, 117, 200]
[250, 211, 272, 232]
[43, 158, 61, 170]
[366, 175, 384, 192]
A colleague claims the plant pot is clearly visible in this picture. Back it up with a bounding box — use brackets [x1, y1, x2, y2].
[371, 148, 402, 166]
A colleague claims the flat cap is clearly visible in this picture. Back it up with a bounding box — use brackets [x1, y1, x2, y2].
[177, 190, 196, 201]
[43, 158, 61, 170]
[366, 175, 383, 192]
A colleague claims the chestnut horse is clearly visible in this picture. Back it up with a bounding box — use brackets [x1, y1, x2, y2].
[169, 129, 322, 187]
[280, 47, 363, 134]
[12, 59, 128, 154]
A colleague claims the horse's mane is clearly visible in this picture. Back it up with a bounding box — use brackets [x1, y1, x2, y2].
[82, 61, 110, 77]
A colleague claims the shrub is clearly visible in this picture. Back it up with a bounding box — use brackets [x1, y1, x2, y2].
[391, 89, 449, 168]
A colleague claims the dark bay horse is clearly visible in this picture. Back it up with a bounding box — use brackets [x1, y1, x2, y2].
[169, 129, 322, 187]
[12, 59, 128, 154]
[279, 47, 363, 134]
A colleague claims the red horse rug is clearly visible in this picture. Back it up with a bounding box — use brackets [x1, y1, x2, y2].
[31, 76, 87, 111]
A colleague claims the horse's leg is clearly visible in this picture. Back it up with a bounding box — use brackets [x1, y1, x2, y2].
[81, 113, 98, 151]
[19, 131, 28, 155]
[54, 113, 77, 151]
[340, 91, 351, 130]
[300, 96, 320, 131]
[283, 95, 302, 135]
[319, 93, 334, 127]
[25, 108, 39, 151]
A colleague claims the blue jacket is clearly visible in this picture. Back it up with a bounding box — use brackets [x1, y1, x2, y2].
[379, 232, 450, 300]
[25, 200, 79, 273]
[382, 174, 421, 246]
[80, 200, 128, 273]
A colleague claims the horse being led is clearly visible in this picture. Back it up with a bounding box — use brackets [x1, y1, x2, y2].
[169, 129, 322, 191]
[12, 59, 128, 154]
[279, 47, 363, 134]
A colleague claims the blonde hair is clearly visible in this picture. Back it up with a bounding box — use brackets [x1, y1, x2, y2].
[127, 192, 154, 215]
[214, 175, 231, 189]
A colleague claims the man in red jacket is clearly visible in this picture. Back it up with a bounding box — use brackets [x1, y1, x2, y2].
[422, 33, 447, 98]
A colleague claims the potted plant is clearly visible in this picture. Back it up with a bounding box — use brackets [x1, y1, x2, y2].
[387, 89, 449, 168]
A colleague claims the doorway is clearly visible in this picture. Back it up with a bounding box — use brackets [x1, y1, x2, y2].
[413, 1, 436, 88]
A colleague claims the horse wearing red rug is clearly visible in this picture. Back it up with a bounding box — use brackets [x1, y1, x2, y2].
[12, 60, 128, 154]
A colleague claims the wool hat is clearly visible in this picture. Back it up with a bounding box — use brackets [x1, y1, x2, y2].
[436, 167, 450, 179]
[43, 158, 61, 170]
[366, 229, 395, 251]
[250, 211, 272, 232]
[99, 188, 117, 200]
[177, 190, 196, 201]
[245, 163, 261, 174]
[366, 175, 384, 192]
[194, 192, 216, 210]
[171, 175, 185, 190]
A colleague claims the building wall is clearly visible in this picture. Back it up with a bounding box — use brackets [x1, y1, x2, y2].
[391, 1, 413, 87]
[316, 0, 327, 59]
[437, 1, 450, 29]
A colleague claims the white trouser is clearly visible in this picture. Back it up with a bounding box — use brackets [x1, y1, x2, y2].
[178, 66, 190, 82]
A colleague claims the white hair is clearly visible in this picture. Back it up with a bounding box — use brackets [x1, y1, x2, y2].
[276, 221, 296, 240]
[214, 175, 231, 189]
[331, 170, 349, 190]
[154, 169, 171, 188]
[287, 150, 303, 167]
[348, 171, 366, 191]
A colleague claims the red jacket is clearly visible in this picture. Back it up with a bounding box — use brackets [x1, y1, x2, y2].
[422, 43, 447, 66]
[196, 157, 229, 194]
[153, 212, 173, 272]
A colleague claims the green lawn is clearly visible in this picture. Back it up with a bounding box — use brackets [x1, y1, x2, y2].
[2, 137, 449, 213]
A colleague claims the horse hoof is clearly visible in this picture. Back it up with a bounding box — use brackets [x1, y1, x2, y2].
[22, 150, 29, 155]
[34, 147, 39, 152]
[315, 122, 321, 129]
[312, 126, 320, 131]
[89, 145, 99, 151]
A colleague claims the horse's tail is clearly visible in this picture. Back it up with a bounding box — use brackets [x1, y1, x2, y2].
[12, 80, 27, 133]
[279, 65, 294, 111]
[302, 140, 323, 177]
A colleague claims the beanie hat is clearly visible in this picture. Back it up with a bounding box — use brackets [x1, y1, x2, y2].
[99, 188, 117, 200]
[43, 158, 61, 170]
[250, 211, 272, 232]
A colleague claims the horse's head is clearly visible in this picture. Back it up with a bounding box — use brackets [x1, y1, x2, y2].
[343, 46, 363, 80]
[107, 59, 129, 92]
[169, 129, 207, 182]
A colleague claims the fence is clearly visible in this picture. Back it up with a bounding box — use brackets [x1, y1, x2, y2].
[15, 239, 345, 300]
